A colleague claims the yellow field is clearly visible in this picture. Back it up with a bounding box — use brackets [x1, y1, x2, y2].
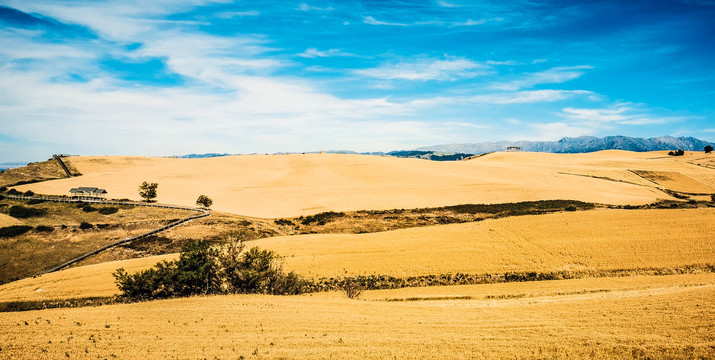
[2, 151, 714, 359]
[13, 151, 715, 217]
[0, 274, 713, 359]
[255, 208, 715, 278]
[0, 213, 20, 227]
[2, 207, 712, 302]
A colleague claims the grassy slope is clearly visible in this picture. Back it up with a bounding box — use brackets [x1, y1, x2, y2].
[0, 198, 194, 284]
[253, 208, 715, 278]
[0, 276, 713, 359]
[2, 207, 713, 302]
[15, 151, 714, 217]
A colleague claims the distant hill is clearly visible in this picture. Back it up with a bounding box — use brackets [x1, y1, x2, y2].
[417, 136, 715, 154]
[178, 153, 232, 159]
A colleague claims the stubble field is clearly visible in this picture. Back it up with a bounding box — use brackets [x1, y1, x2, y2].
[1, 150, 714, 359]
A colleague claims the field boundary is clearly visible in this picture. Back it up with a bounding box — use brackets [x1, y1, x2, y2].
[3, 194, 211, 273]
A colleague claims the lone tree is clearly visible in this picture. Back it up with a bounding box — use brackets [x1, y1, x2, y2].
[196, 194, 213, 208]
[705, 145, 713, 154]
[138, 181, 158, 202]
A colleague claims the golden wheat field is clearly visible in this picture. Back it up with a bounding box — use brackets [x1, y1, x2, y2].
[1, 151, 714, 359]
[255, 208, 715, 278]
[0, 275, 713, 359]
[13, 151, 715, 217]
[1, 207, 713, 303]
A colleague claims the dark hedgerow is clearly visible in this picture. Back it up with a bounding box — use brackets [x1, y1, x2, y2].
[98, 207, 119, 215]
[8, 205, 47, 218]
[300, 211, 345, 225]
[0, 225, 33, 238]
[34, 225, 54, 232]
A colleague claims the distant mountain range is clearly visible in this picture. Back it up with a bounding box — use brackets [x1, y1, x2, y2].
[417, 136, 715, 154]
[174, 136, 714, 161]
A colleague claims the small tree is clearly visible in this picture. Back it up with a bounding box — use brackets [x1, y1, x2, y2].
[705, 145, 713, 154]
[196, 195, 213, 208]
[138, 181, 158, 202]
[342, 278, 364, 299]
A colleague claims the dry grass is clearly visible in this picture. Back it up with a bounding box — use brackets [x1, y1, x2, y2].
[3, 207, 713, 302]
[0, 197, 194, 284]
[631, 170, 715, 193]
[0, 275, 713, 359]
[253, 208, 715, 278]
[14, 151, 708, 217]
[0, 213, 21, 227]
[0, 158, 76, 187]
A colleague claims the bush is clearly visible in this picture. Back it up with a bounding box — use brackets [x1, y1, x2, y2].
[301, 211, 345, 225]
[26, 199, 45, 205]
[82, 205, 97, 212]
[114, 241, 311, 301]
[9, 205, 47, 218]
[79, 222, 93, 230]
[0, 225, 33, 237]
[705, 145, 713, 154]
[668, 149, 685, 156]
[342, 279, 364, 299]
[0, 186, 7, 192]
[274, 218, 294, 226]
[6, 189, 21, 195]
[98, 207, 119, 215]
[34, 225, 54, 232]
[23, 190, 34, 196]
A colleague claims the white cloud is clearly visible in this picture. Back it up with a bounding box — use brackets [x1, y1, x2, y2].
[492, 65, 593, 91]
[354, 57, 490, 81]
[215, 10, 260, 18]
[363, 15, 499, 27]
[363, 16, 407, 26]
[560, 105, 684, 125]
[298, 48, 356, 58]
[297, 3, 334, 11]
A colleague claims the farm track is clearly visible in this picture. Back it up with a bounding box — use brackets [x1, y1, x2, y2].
[3, 194, 210, 274]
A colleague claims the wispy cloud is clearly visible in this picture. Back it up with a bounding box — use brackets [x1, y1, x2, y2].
[297, 3, 334, 11]
[354, 57, 490, 81]
[363, 15, 500, 27]
[215, 10, 260, 18]
[560, 105, 685, 125]
[298, 48, 356, 58]
[492, 65, 593, 91]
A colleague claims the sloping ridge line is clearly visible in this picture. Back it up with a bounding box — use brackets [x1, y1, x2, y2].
[4, 194, 210, 274]
[52, 154, 73, 178]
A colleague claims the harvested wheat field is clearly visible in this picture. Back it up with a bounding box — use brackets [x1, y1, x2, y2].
[0, 276, 713, 359]
[2, 207, 713, 303]
[13, 151, 714, 217]
[255, 208, 715, 278]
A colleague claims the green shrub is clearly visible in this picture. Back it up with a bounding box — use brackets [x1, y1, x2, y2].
[34, 225, 54, 232]
[274, 218, 294, 226]
[0, 186, 7, 192]
[26, 199, 45, 205]
[114, 241, 311, 301]
[82, 205, 97, 212]
[9, 205, 47, 218]
[0, 225, 33, 237]
[79, 222, 93, 230]
[23, 190, 34, 196]
[6, 189, 21, 195]
[98, 207, 119, 215]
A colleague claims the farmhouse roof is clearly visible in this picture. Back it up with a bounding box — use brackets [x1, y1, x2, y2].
[69, 187, 107, 194]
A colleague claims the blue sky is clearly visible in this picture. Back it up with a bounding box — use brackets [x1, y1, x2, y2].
[0, 0, 714, 162]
